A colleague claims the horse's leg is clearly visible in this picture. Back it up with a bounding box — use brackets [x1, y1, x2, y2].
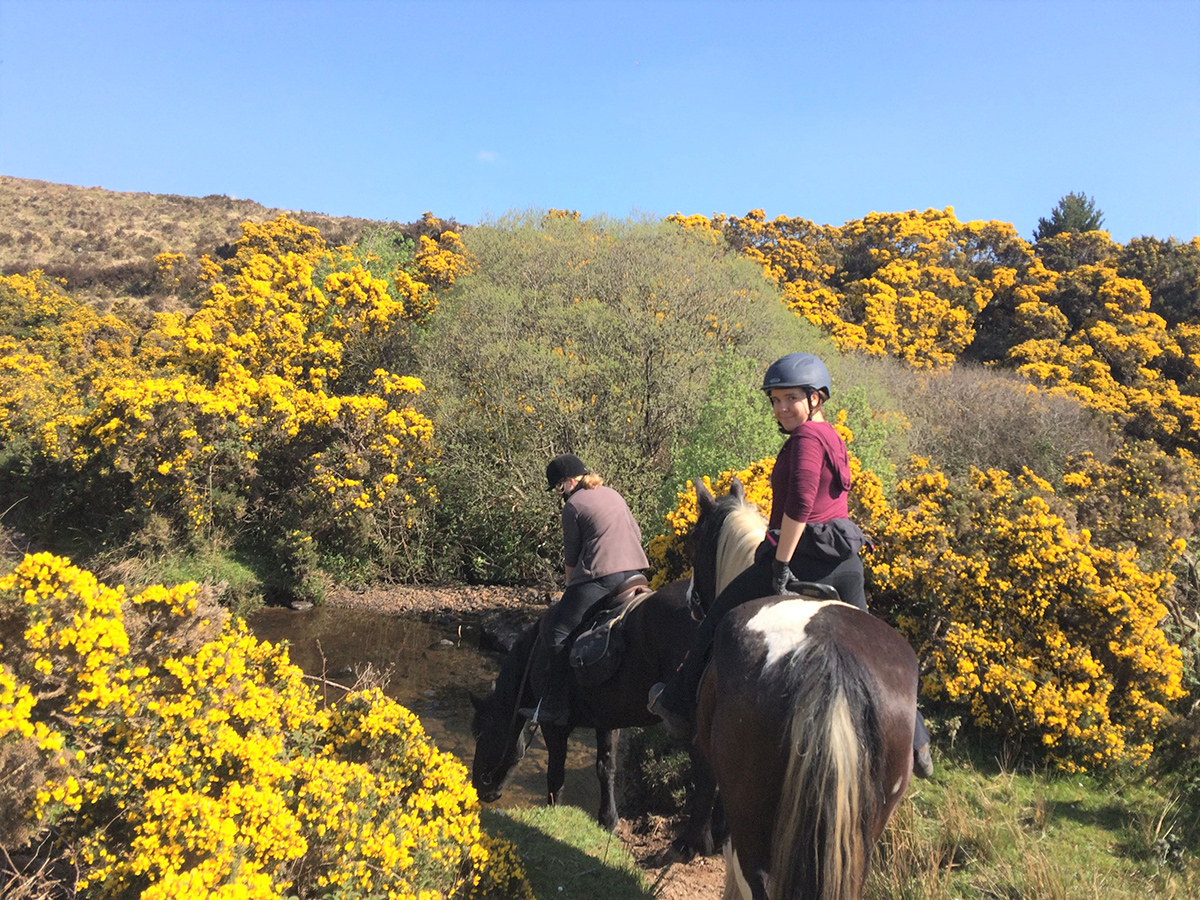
[700, 667, 772, 900]
[542, 723, 571, 807]
[719, 798, 772, 900]
[595, 728, 620, 831]
[672, 749, 717, 859]
[720, 854, 740, 900]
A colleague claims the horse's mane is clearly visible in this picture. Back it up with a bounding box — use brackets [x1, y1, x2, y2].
[713, 495, 766, 596]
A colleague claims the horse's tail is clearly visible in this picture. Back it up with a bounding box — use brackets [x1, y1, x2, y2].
[769, 637, 880, 900]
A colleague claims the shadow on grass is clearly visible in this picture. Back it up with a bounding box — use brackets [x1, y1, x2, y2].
[1043, 799, 1129, 832]
[481, 807, 655, 900]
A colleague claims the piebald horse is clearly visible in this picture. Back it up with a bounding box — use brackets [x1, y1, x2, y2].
[689, 480, 918, 900]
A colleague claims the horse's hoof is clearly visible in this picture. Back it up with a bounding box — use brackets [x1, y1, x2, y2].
[665, 840, 694, 864]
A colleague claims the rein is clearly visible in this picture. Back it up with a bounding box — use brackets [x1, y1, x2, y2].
[505, 637, 539, 754]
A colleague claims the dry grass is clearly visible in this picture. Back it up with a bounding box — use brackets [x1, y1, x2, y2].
[898, 364, 1117, 482]
[864, 759, 1199, 900]
[0, 175, 384, 307]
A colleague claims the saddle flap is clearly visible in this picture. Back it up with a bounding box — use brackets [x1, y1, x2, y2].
[568, 587, 651, 686]
[569, 605, 623, 670]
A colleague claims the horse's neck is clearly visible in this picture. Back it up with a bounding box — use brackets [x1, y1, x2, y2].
[498, 625, 539, 703]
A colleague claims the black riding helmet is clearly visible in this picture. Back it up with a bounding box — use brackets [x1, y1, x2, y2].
[761, 352, 832, 398]
[545, 453, 588, 491]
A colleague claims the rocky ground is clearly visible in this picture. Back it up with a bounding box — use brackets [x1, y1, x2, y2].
[326, 583, 728, 898]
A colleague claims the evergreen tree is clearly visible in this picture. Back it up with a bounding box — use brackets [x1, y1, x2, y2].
[1034, 192, 1106, 242]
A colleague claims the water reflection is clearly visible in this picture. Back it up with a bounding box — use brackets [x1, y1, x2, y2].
[247, 605, 603, 816]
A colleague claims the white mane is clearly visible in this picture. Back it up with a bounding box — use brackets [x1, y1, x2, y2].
[715, 500, 767, 597]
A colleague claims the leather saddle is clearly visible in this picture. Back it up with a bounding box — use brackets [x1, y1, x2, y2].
[567, 574, 653, 686]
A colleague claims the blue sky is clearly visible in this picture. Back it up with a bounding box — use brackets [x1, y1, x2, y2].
[2, 0, 1197, 243]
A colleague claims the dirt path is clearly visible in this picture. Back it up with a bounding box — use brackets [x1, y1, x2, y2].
[617, 817, 727, 899]
[326, 583, 727, 897]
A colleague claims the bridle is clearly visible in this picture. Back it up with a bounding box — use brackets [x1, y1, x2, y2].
[686, 574, 706, 622]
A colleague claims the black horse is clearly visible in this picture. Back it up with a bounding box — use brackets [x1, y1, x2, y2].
[690, 481, 919, 900]
[469, 578, 721, 857]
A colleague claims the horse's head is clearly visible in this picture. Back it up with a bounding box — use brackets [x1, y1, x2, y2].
[469, 629, 540, 803]
[688, 477, 764, 616]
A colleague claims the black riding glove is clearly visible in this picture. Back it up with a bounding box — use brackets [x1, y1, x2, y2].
[771, 558, 798, 596]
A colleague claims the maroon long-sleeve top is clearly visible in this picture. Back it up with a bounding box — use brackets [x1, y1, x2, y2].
[768, 420, 851, 529]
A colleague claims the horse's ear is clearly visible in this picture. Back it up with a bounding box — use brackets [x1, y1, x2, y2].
[469, 691, 485, 711]
[730, 477, 745, 501]
[696, 479, 716, 514]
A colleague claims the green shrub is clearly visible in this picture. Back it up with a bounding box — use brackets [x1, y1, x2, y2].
[414, 211, 810, 584]
[617, 726, 698, 816]
[658, 350, 796, 521]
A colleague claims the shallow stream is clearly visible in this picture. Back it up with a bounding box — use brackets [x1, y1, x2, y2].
[247, 604, 606, 817]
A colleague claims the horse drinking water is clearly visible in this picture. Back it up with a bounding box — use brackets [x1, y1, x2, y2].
[469, 577, 721, 858]
[688, 480, 918, 900]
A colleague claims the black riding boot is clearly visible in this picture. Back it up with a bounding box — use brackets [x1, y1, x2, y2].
[535, 657, 571, 726]
[522, 642, 571, 727]
[648, 633, 713, 740]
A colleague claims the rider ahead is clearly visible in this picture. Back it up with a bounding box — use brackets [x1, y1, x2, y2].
[523, 454, 650, 727]
[648, 352, 934, 778]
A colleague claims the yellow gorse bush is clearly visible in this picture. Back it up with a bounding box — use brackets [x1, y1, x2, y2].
[684, 209, 1200, 456]
[684, 208, 1029, 370]
[649, 428, 1186, 771]
[1011, 262, 1200, 452]
[0, 552, 531, 899]
[855, 461, 1185, 771]
[0, 214, 470, 596]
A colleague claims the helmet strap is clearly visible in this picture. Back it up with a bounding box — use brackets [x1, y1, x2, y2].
[806, 390, 828, 421]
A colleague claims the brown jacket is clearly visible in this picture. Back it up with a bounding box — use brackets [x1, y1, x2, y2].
[561, 485, 649, 585]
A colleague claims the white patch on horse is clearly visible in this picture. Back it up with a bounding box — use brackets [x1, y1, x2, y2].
[746, 599, 843, 670]
[892, 777, 905, 795]
[722, 840, 753, 900]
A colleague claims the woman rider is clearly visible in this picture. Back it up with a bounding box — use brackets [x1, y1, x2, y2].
[522, 453, 650, 727]
[648, 352, 933, 778]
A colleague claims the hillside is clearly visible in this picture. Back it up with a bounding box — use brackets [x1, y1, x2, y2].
[0, 175, 390, 304]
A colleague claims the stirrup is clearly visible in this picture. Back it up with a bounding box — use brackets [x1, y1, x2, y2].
[913, 743, 934, 779]
[647, 682, 692, 740]
[517, 700, 541, 723]
[646, 682, 666, 715]
[519, 698, 567, 727]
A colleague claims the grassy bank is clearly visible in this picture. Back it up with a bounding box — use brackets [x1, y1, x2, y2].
[481, 807, 654, 900]
[510, 729, 1200, 900]
[866, 751, 1198, 899]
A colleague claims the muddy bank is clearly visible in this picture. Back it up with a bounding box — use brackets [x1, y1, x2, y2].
[325, 583, 552, 652]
